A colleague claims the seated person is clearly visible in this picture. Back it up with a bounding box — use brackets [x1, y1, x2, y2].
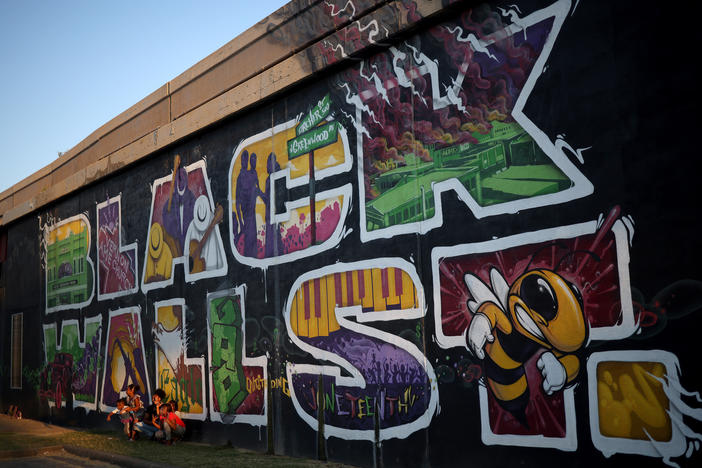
[134, 388, 166, 438]
[124, 383, 144, 440]
[106, 398, 131, 437]
[155, 400, 185, 445]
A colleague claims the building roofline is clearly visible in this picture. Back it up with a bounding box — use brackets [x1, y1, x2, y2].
[0, 0, 466, 227]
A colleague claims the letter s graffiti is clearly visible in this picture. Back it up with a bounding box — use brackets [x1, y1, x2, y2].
[284, 258, 438, 441]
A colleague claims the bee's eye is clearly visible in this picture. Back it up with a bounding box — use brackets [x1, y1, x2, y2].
[569, 282, 584, 309]
[521, 274, 557, 321]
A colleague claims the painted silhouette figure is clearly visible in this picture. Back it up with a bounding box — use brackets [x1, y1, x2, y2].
[263, 152, 282, 258]
[162, 165, 195, 256]
[234, 150, 248, 243]
[235, 150, 263, 257]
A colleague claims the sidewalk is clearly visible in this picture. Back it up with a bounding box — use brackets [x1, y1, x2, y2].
[0, 414, 355, 468]
[0, 414, 167, 467]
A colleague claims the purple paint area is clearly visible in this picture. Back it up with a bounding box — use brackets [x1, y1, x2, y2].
[292, 373, 430, 431]
[304, 331, 426, 385]
[473, 18, 555, 100]
[101, 313, 149, 407]
[72, 328, 101, 400]
[291, 328, 431, 431]
[99, 201, 118, 228]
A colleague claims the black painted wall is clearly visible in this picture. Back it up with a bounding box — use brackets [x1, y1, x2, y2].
[2, 1, 701, 466]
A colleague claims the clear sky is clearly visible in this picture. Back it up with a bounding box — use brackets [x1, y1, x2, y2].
[0, 0, 289, 193]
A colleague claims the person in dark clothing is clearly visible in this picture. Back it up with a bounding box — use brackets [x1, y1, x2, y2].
[134, 388, 166, 438]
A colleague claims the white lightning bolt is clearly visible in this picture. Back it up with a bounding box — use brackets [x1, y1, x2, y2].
[324, 40, 348, 59]
[339, 82, 379, 125]
[444, 80, 469, 115]
[498, 6, 527, 39]
[360, 61, 390, 105]
[406, 44, 466, 111]
[340, 108, 371, 139]
[387, 47, 427, 106]
[325, 0, 355, 18]
[445, 26, 498, 61]
[358, 18, 385, 44]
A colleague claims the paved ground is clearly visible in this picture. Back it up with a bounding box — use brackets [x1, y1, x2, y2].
[0, 415, 156, 467]
[0, 448, 119, 467]
[0, 415, 73, 437]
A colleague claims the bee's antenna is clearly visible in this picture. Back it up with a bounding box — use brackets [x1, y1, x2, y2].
[555, 250, 601, 272]
[522, 242, 568, 275]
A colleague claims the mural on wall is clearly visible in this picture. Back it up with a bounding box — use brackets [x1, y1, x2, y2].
[154, 299, 206, 420]
[8, 0, 700, 467]
[142, 156, 227, 293]
[41, 316, 102, 410]
[588, 350, 702, 466]
[100, 307, 150, 411]
[97, 195, 138, 300]
[431, 207, 634, 450]
[207, 287, 267, 425]
[228, 95, 352, 268]
[44, 214, 95, 312]
[285, 259, 438, 441]
[331, 0, 591, 241]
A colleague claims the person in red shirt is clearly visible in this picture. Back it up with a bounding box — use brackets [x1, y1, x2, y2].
[155, 400, 185, 444]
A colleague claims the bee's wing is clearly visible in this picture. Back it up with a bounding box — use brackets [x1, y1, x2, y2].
[490, 268, 510, 311]
[464, 273, 505, 313]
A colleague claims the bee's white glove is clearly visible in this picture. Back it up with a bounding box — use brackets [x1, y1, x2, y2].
[467, 313, 494, 359]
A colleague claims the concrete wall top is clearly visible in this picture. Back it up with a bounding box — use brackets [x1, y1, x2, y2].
[0, 0, 459, 227]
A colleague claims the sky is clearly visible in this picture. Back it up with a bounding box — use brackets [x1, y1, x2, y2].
[0, 0, 289, 194]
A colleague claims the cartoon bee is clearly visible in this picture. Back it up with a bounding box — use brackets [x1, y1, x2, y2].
[465, 265, 588, 426]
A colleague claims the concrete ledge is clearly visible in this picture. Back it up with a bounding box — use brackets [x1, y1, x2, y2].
[0, 0, 466, 226]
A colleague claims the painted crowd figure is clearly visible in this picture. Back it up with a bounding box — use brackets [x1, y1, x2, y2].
[263, 152, 282, 258]
[235, 150, 263, 258]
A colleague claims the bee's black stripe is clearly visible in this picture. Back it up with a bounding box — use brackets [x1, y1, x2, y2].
[496, 327, 541, 363]
[484, 354, 525, 385]
[496, 388, 530, 426]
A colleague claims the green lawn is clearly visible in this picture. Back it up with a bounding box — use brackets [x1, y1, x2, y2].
[0, 430, 355, 468]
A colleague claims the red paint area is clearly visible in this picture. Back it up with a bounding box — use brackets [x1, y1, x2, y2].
[234, 199, 342, 259]
[439, 224, 623, 338]
[237, 366, 265, 416]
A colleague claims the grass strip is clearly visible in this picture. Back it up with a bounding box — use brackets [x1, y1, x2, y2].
[0, 430, 354, 468]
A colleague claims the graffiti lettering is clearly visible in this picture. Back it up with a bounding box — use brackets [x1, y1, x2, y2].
[44, 214, 95, 312]
[42, 316, 102, 410]
[142, 157, 227, 293]
[228, 108, 352, 268]
[588, 350, 702, 463]
[344, 0, 591, 242]
[100, 308, 150, 411]
[285, 258, 438, 441]
[97, 195, 138, 300]
[269, 376, 290, 397]
[154, 299, 205, 420]
[432, 209, 634, 450]
[207, 287, 267, 425]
